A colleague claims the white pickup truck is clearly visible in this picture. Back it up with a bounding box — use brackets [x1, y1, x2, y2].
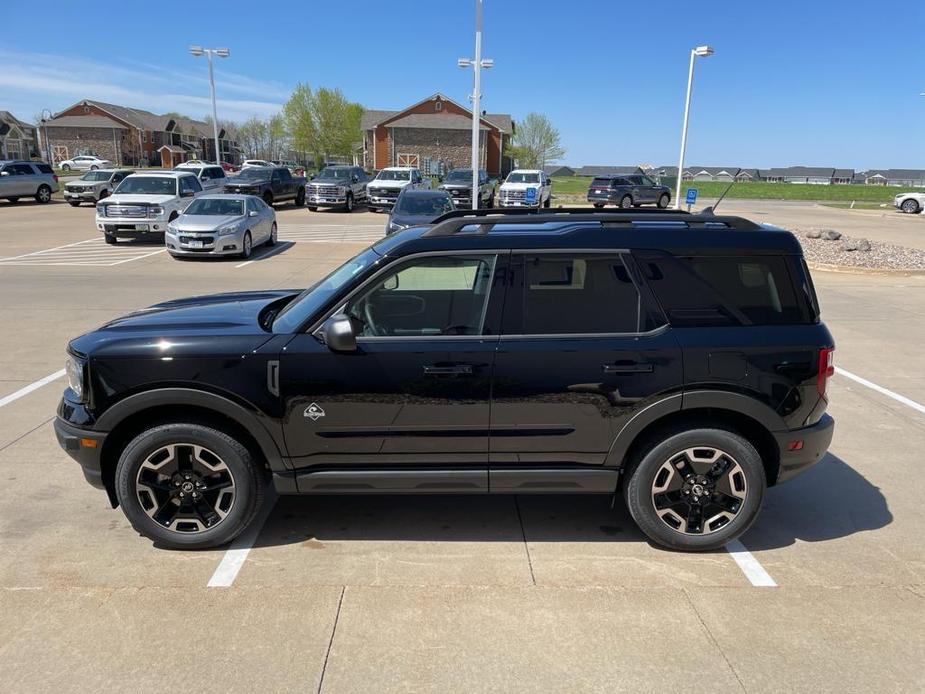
[498, 169, 552, 208]
[366, 167, 427, 211]
[95, 171, 204, 244]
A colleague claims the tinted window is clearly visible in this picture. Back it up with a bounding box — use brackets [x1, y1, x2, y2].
[516, 254, 644, 335]
[35, 164, 53, 174]
[347, 255, 496, 337]
[638, 252, 808, 326]
[11, 164, 34, 175]
[115, 176, 177, 195]
[394, 193, 453, 216]
[590, 177, 612, 188]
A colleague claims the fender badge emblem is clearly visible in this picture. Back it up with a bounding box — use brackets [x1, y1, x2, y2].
[303, 403, 325, 421]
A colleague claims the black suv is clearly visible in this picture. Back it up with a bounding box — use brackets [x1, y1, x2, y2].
[588, 174, 671, 209]
[55, 208, 834, 551]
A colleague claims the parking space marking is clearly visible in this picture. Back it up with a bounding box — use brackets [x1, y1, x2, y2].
[0, 369, 65, 409]
[835, 367, 925, 415]
[726, 540, 777, 587]
[207, 489, 277, 588]
[0, 237, 166, 267]
[279, 223, 384, 245]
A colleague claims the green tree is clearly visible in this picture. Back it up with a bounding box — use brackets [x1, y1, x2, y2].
[283, 83, 363, 162]
[507, 113, 565, 169]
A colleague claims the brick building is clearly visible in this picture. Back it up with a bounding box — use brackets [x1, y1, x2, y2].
[361, 93, 513, 176]
[43, 100, 241, 167]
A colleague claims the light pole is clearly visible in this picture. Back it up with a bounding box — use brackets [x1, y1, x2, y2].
[189, 45, 230, 165]
[458, 0, 493, 209]
[674, 45, 714, 209]
[39, 108, 53, 165]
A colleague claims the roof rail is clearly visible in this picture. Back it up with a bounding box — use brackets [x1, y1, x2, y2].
[423, 206, 761, 236]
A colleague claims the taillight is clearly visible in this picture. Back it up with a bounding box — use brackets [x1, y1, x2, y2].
[817, 347, 835, 397]
[53, 175, 59, 182]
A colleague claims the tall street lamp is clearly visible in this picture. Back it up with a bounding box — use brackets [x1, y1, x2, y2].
[458, 0, 493, 209]
[674, 45, 714, 209]
[189, 45, 230, 165]
[39, 108, 53, 165]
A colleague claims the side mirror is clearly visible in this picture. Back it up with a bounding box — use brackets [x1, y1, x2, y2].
[249, 210, 258, 217]
[352, 175, 359, 183]
[181, 190, 194, 198]
[320, 314, 356, 352]
[0, 171, 8, 176]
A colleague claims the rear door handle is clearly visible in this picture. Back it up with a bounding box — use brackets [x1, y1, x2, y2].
[423, 364, 474, 375]
[603, 363, 653, 374]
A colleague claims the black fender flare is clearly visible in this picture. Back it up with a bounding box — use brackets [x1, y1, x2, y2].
[95, 388, 286, 471]
[605, 390, 786, 468]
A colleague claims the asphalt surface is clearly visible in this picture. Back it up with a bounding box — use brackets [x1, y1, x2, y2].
[0, 198, 923, 692]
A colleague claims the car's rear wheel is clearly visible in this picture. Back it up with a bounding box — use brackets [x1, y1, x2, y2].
[623, 427, 765, 551]
[294, 188, 305, 206]
[620, 194, 633, 209]
[658, 193, 670, 209]
[593, 203, 605, 209]
[115, 423, 265, 549]
[240, 231, 252, 259]
[35, 185, 52, 203]
[265, 222, 277, 246]
[901, 199, 920, 214]
[90, 165, 99, 171]
[344, 192, 354, 213]
[61, 164, 71, 172]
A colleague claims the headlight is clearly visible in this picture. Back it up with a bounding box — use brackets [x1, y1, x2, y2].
[217, 225, 238, 236]
[65, 353, 86, 401]
[148, 206, 165, 218]
[166, 221, 178, 233]
[336, 186, 346, 194]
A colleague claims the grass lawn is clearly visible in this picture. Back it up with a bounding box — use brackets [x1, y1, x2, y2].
[550, 177, 905, 203]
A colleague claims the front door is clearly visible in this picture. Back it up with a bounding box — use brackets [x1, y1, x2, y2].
[280, 252, 508, 488]
[489, 252, 682, 486]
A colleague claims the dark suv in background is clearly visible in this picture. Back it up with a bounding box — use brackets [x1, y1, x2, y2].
[55, 207, 834, 552]
[588, 173, 671, 209]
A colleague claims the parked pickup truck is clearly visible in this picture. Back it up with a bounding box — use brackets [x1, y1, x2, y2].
[366, 167, 426, 211]
[64, 169, 134, 206]
[437, 168, 495, 208]
[223, 166, 306, 207]
[306, 165, 370, 212]
[498, 169, 552, 208]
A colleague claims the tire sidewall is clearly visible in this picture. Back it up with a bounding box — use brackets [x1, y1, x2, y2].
[623, 428, 766, 551]
[621, 195, 632, 209]
[115, 423, 262, 549]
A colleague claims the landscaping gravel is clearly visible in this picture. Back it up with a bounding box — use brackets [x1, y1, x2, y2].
[793, 227, 925, 271]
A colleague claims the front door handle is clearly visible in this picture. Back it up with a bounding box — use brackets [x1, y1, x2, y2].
[603, 363, 653, 374]
[423, 364, 473, 376]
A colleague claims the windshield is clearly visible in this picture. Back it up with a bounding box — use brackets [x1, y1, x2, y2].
[80, 171, 112, 182]
[317, 167, 352, 180]
[183, 198, 244, 216]
[236, 167, 272, 180]
[445, 170, 472, 182]
[376, 169, 410, 181]
[273, 247, 380, 333]
[506, 172, 540, 184]
[114, 177, 177, 195]
[394, 194, 452, 216]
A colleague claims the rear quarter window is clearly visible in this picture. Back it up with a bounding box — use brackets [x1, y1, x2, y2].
[35, 164, 53, 174]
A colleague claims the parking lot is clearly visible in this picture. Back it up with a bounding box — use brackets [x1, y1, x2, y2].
[1, 199, 923, 692]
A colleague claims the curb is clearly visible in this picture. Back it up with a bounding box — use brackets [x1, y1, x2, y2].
[805, 261, 925, 277]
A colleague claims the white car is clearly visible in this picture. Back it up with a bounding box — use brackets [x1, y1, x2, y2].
[59, 155, 114, 172]
[366, 167, 427, 211]
[95, 171, 206, 245]
[173, 163, 228, 193]
[894, 191, 925, 214]
[241, 159, 272, 169]
[499, 169, 552, 208]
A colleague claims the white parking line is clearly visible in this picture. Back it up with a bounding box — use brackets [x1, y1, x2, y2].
[207, 490, 277, 588]
[726, 539, 777, 587]
[835, 367, 925, 415]
[0, 237, 165, 267]
[0, 370, 66, 409]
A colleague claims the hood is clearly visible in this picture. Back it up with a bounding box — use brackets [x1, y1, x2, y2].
[311, 177, 352, 186]
[439, 182, 473, 190]
[66, 179, 103, 189]
[226, 177, 269, 187]
[174, 214, 242, 231]
[103, 193, 176, 205]
[500, 181, 540, 191]
[370, 180, 412, 190]
[68, 290, 300, 356]
[390, 212, 437, 227]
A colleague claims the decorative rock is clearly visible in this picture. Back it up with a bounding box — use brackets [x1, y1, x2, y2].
[805, 229, 822, 239]
[842, 240, 859, 252]
[821, 229, 842, 241]
[857, 239, 871, 252]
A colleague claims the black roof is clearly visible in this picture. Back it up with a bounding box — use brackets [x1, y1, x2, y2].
[373, 208, 801, 258]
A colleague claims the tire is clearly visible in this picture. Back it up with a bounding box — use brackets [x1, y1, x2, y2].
[265, 222, 277, 246]
[6, 197, 19, 203]
[657, 193, 670, 209]
[593, 203, 605, 209]
[622, 426, 766, 552]
[104, 233, 117, 245]
[900, 199, 920, 214]
[294, 188, 305, 206]
[344, 192, 354, 213]
[35, 185, 52, 204]
[68, 201, 81, 207]
[262, 191, 274, 206]
[61, 164, 71, 172]
[90, 165, 99, 171]
[98, 189, 109, 202]
[620, 195, 633, 209]
[307, 206, 318, 212]
[543, 195, 551, 208]
[114, 422, 265, 549]
[487, 193, 494, 208]
[240, 231, 252, 259]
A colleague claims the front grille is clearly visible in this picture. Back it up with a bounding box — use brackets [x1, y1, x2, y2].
[68, 186, 89, 193]
[369, 188, 399, 199]
[104, 204, 147, 218]
[179, 235, 215, 245]
[502, 190, 526, 201]
[312, 185, 342, 196]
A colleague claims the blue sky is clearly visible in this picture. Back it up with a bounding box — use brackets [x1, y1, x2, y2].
[3, 0, 923, 169]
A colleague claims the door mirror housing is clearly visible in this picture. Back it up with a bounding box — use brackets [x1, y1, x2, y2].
[248, 210, 258, 217]
[319, 314, 356, 352]
[180, 189, 194, 198]
[352, 175, 359, 183]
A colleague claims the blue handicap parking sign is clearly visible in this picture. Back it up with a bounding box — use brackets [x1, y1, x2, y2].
[685, 188, 698, 205]
[525, 187, 537, 204]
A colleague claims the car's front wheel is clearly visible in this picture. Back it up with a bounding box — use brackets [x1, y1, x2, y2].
[104, 233, 117, 245]
[68, 201, 81, 207]
[623, 426, 766, 551]
[344, 192, 354, 213]
[265, 222, 277, 246]
[35, 185, 52, 204]
[901, 199, 920, 214]
[657, 193, 670, 208]
[61, 164, 71, 172]
[294, 188, 305, 206]
[240, 231, 252, 259]
[115, 423, 265, 549]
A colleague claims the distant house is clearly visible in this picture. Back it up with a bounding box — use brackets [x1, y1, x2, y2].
[765, 167, 837, 184]
[575, 165, 643, 177]
[649, 166, 761, 183]
[861, 169, 925, 187]
[832, 168, 855, 185]
[360, 93, 512, 176]
[543, 165, 575, 177]
[0, 111, 39, 160]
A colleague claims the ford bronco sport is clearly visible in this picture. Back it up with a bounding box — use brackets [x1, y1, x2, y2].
[55, 208, 834, 551]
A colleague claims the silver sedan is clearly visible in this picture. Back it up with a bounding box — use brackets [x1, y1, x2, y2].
[165, 194, 277, 259]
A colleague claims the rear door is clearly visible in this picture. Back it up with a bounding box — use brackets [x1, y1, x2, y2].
[489, 251, 682, 487]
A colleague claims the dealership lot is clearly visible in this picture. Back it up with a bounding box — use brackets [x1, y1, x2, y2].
[0, 200, 923, 692]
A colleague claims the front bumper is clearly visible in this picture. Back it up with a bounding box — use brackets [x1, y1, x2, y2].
[65, 189, 100, 202]
[773, 413, 835, 484]
[54, 416, 107, 490]
[165, 230, 242, 256]
[96, 216, 169, 236]
[367, 192, 400, 209]
[499, 199, 541, 208]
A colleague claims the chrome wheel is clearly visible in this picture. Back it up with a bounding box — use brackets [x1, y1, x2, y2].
[650, 446, 747, 535]
[901, 199, 919, 214]
[135, 443, 236, 534]
[620, 195, 632, 209]
[37, 186, 51, 203]
[242, 231, 252, 258]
